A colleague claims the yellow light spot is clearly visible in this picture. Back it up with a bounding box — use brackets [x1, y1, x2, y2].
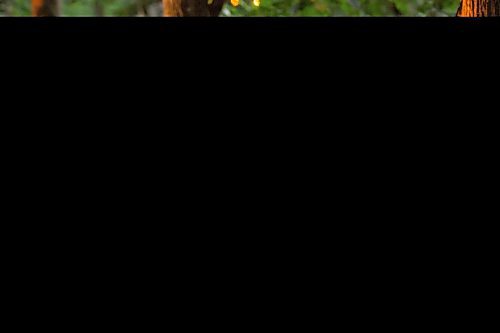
[208, 0, 214, 4]
[253, 0, 260, 6]
[231, 0, 239, 6]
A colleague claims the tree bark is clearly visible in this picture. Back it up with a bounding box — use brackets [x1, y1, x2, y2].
[163, 0, 226, 16]
[457, 0, 500, 16]
[32, 0, 60, 17]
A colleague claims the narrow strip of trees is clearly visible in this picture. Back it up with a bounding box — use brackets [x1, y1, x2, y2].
[457, 0, 500, 16]
[29, 0, 500, 18]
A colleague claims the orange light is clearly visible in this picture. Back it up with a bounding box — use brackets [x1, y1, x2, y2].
[231, 0, 240, 6]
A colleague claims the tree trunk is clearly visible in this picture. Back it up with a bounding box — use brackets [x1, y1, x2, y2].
[32, 0, 60, 17]
[94, 0, 105, 16]
[163, 0, 226, 16]
[457, 0, 500, 16]
[208, 0, 226, 16]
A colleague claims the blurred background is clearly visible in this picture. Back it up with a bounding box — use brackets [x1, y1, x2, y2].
[0, 0, 460, 16]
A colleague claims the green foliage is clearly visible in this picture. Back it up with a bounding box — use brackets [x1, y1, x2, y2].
[0, 0, 461, 16]
[1, 0, 161, 16]
[226, 0, 460, 16]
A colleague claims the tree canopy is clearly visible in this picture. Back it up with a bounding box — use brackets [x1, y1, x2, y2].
[0, 0, 463, 16]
